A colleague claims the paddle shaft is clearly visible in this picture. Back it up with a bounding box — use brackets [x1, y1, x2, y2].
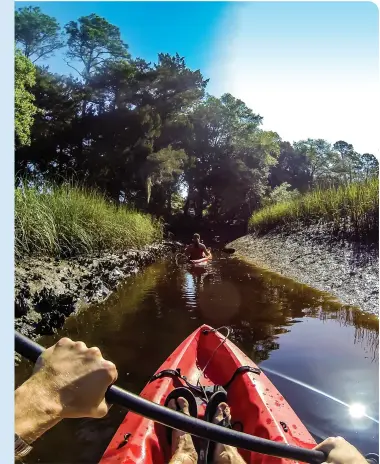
[15, 331, 325, 463]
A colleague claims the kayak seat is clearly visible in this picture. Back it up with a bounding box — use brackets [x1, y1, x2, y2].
[149, 365, 261, 401]
[157, 366, 260, 463]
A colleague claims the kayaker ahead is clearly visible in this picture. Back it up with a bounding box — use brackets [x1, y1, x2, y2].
[185, 233, 211, 261]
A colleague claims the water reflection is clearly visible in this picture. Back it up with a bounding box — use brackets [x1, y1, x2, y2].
[16, 254, 378, 463]
[263, 367, 378, 424]
[349, 403, 367, 419]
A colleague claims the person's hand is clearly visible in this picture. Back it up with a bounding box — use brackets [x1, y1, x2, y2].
[15, 337, 117, 444]
[314, 436, 368, 464]
[33, 337, 118, 419]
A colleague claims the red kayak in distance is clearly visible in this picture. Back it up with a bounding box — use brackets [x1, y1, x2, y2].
[100, 325, 316, 464]
[189, 252, 212, 266]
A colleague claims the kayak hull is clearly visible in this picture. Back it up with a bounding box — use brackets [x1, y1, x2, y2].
[100, 325, 316, 464]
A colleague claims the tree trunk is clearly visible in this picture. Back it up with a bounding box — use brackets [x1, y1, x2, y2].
[146, 177, 152, 205]
[184, 181, 194, 216]
[184, 198, 190, 216]
[81, 100, 87, 118]
[196, 186, 204, 219]
[167, 188, 172, 215]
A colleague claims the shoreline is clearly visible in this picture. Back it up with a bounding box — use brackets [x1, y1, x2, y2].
[15, 242, 182, 342]
[229, 226, 378, 316]
[15, 225, 379, 348]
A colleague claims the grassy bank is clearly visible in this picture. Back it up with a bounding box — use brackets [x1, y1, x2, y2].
[15, 183, 163, 259]
[249, 178, 378, 243]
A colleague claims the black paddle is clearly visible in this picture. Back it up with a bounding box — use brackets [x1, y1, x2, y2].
[15, 330, 325, 463]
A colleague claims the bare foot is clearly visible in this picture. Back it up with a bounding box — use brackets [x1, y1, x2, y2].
[212, 403, 246, 464]
[168, 397, 198, 464]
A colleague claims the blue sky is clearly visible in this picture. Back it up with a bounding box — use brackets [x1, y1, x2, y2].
[15, 1, 379, 155]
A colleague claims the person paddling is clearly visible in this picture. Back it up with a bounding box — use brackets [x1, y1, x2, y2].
[185, 233, 211, 261]
[15, 337, 376, 464]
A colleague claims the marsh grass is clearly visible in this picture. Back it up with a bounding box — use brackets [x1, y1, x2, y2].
[15, 182, 163, 258]
[249, 178, 378, 244]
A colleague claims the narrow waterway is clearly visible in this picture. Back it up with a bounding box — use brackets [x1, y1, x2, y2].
[16, 254, 379, 463]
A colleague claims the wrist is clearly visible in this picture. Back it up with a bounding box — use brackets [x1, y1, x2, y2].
[15, 374, 63, 443]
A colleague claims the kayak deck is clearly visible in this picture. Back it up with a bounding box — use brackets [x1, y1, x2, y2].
[100, 325, 316, 464]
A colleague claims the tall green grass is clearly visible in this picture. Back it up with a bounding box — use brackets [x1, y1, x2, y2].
[249, 178, 378, 243]
[15, 183, 163, 259]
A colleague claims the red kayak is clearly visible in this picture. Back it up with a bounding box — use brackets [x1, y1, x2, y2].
[189, 253, 212, 266]
[100, 325, 316, 464]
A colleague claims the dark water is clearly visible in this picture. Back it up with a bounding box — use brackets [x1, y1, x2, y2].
[16, 254, 379, 463]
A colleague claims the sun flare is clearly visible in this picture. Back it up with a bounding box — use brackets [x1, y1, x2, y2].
[349, 403, 366, 419]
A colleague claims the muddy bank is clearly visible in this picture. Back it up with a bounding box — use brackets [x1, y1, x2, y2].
[229, 225, 378, 315]
[15, 242, 182, 342]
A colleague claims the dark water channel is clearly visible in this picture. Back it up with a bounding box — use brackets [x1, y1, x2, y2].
[16, 254, 379, 463]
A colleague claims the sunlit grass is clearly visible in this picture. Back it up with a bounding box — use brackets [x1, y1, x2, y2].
[249, 178, 378, 243]
[15, 182, 163, 258]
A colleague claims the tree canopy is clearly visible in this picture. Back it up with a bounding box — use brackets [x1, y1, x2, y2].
[15, 7, 64, 62]
[65, 14, 130, 83]
[15, 50, 37, 147]
[14, 8, 378, 225]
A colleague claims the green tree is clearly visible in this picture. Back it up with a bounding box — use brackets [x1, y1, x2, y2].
[15, 67, 86, 177]
[268, 142, 311, 193]
[65, 14, 130, 118]
[146, 146, 187, 214]
[84, 53, 206, 207]
[150, 53, 208, 122]
[332, 140, 362, 184]
[89, 60, 138, 112]
[183, 94, 279, 221]
[65, 14, 130, 83]
[294, 139, 336, 188]
[15, 50, 37, 148]
[360, 153, 379, 179]
[15, 7, 64, 62]
[262, 182, 300, 207]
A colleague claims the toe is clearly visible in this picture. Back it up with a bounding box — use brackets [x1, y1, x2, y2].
[167, 397, 190, 415]
[176, 397, 190, 415]
[168, 398, 177, 410]
[213, 402, 231, 424]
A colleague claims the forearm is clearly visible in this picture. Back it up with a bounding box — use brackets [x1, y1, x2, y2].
[14, 335, 116, 455]
[15, 376, 62, 443]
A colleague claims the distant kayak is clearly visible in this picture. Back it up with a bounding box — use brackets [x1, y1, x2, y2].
[100, 324, 316, 464]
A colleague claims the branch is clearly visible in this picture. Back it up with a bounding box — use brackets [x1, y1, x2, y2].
[91, 50, 110, 61]
[91, 58, 111, 68]
[32, 45, 63, 63]
[64, 60, 84, 78]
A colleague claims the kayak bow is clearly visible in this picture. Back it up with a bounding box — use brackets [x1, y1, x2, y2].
[15, 329, 325, 463]
[189, 252, 212, 266]
[100, 325, 317, 464]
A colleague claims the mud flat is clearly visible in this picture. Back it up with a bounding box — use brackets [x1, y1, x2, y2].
[15, 242, 182, 341]
[229, 226, 378, 315]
